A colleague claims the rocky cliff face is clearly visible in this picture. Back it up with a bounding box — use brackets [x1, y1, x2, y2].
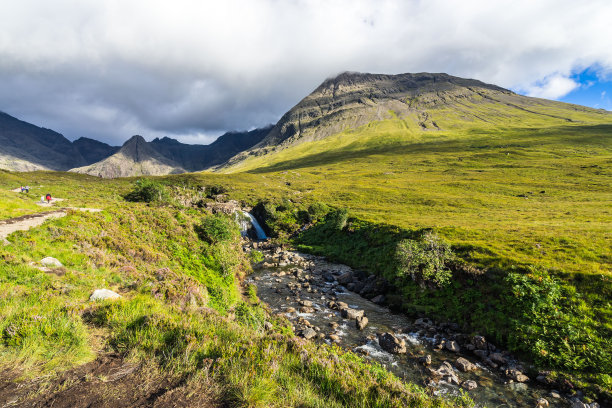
[71, 135, 186, 178]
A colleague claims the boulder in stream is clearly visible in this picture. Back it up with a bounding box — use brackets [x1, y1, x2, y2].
[455, 357, 476, 372]
[378, 333, 407, 354]
[341, 308, 364, 320]
[445, 340, 461, 352]
[356, 315, 368, 330]
[370, 294, 385, 304]
[336, 272, 353, 285]
[462, 380, 478, 391]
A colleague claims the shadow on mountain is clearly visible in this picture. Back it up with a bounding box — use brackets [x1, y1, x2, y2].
[247, 124, 612, 174]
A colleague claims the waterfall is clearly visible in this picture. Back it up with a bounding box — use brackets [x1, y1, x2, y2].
[237, 211, 268, 240]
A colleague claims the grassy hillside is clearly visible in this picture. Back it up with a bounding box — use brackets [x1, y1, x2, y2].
[0, 175, 466, 407]
[222, 117, 612, 277]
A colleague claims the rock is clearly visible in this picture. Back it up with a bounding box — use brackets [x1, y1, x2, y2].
[90, 289, 121, 301]
[264, 322, 273, 331]
[378, 333, 406, 354]
[329, 322, 339, 329]
[419, 355, 432, 366]
[40, 257, 62, 267]
[414, 317, 433, 327]
[356, 316, 368, 330]
[299, 300, 313, 307]
[474, 349, 488, 359]
[536, 398, 549, 407]
[472, 335, 487, 349]
[370, 294, 386, 304]
[435, 362, 460, 385]
[571, 401, 588, 408]
[445, 340, 461, 352]
[299, 306, 315, 313]
[489, 352, 507, 365]
[549, 391, 561, 399]
[341, 308, 364, 320]
[323, 273, 335, 282]
[329, 334, 340, 342]
[301, 328, 317, 339]
[505, 368, 529, 383]
[462, 380, 478, 390]
[455, 357, 476, 372]
[336, 301, 348, 309]
[336, 272, 353, 285]
[286, 307, 296, 313]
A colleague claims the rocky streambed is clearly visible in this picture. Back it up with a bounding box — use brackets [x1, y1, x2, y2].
[245, 244, 602, 408]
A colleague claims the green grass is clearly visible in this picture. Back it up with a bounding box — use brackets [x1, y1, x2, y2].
[222, 120, 612, 277]
[0, 182, 466, 407]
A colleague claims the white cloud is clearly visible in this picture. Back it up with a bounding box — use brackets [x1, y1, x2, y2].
[523, 74, 580, 99]
[0, 0, 611, 144]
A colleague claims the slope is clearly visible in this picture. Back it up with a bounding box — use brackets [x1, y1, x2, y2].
[224, 72, 611, 170]
[71, 135, 186, 178]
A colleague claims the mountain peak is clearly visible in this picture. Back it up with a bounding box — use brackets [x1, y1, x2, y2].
[123, 135, 147, 146]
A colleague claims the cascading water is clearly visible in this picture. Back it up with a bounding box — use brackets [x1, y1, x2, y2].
[236, 210, 268, 240]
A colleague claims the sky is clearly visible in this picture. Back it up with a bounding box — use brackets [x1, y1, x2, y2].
[0, 0, 611, 146]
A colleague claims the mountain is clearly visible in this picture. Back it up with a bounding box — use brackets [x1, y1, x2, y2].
[73, 127, 270, 177]
[149, 126, 270, 171]
[72, 137, 120, 164]
[0, 111, 119, 172]
[0, 109, 269, 176]
[70, 135, 186, 178]
[223, 72, 611, 169]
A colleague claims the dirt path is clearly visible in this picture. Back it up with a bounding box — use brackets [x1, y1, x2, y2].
[0, 354, 220, 408]
[0, 208, 102, 245]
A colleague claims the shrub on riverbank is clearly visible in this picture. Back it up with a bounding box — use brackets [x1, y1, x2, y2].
[294, 210, 612, 399]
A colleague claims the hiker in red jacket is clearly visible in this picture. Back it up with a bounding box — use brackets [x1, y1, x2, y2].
[45, 193, 51, 204]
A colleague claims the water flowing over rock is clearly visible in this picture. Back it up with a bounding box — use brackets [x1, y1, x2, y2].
[378, 333, 406, 354]
[237, 210, 267, 240]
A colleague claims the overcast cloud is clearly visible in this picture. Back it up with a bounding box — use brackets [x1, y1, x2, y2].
[0, 0, 611, 145]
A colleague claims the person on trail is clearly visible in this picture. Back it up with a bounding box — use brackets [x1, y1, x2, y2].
[45, 193, 51, 204]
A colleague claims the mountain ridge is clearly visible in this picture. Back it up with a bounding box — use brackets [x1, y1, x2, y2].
[222, 71, 612, 170]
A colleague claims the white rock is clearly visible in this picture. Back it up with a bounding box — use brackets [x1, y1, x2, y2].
[40, 257, 62, 267]
[90, 289, 121, 301]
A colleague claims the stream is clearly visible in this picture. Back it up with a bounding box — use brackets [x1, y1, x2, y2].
[245, 246, 576, 408]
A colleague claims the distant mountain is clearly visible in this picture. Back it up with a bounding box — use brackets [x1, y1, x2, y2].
[0, 111, 109, 171]
[71, 135, 186, 178]
[149, 126, 271, 172]
[72, 137, 120, 164]
[223, 71, 611, 169]
[0, 109, 269, 177]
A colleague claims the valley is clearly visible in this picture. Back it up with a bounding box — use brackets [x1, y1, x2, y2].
[0, 72, 610, 407]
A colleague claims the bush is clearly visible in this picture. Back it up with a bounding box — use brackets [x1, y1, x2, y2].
[249, 250, 264, 264]
[325, 208, 349, 231]
[196, 214, 238, 244]
[395, 231, 454, 288]
[307, 202, 330, 222]
[124, 179, 168, 203]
